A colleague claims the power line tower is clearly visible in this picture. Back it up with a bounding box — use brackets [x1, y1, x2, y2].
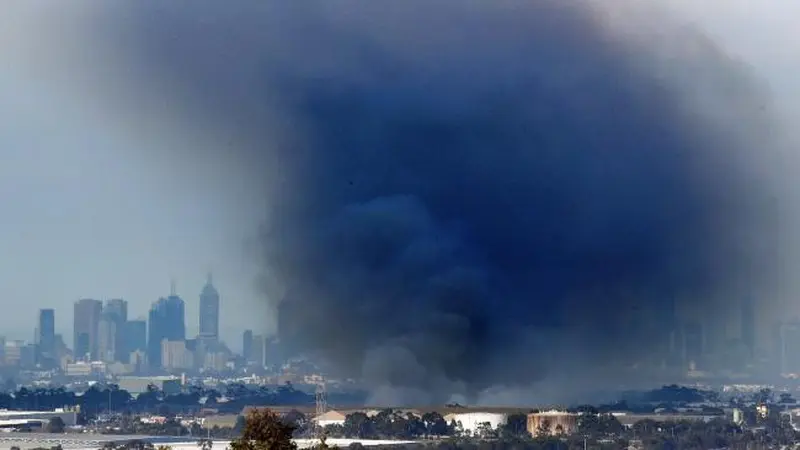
[315, 378, 327, 439]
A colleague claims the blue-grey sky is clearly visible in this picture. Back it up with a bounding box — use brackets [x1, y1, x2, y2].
[0, 2, 272, 345]
[1, 0, 799, 360]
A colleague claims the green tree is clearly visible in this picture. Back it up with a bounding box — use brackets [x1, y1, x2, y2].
[342, 412, 374, 439]
[230, 408, 297, 450]
[421, 412, 449, 437]
[500, 413, 528, 439]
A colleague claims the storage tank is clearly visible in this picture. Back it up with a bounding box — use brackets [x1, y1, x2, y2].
[445, 412, 508, 436]
[527, 410, 580, 437]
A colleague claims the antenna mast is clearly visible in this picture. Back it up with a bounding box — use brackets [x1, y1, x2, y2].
[315, 378, 327, 439]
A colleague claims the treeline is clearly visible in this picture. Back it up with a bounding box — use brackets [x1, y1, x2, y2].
[0, 383, 363, 420]
[308, 408, 797, 450]
[167, 407, 800, 450]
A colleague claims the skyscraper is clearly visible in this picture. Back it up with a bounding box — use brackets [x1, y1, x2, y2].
[122, 319, 147, 363]
[73, 299, 103, 360]
[243, 330, 253, 361]
[147, 287, 186, 369]
[199, 273, 220, 342]
[104, 299, 128, 362]
[104, 299, 128, 322]
[98, 314, 117, 363]
[250, 334, 266, 367]
[37, 309, 55, 364]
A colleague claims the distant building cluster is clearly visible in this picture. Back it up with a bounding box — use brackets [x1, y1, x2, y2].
[0, 273, 261, 377]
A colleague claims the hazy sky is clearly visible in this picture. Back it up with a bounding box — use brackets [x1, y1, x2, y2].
[0, 3, 271, 345]
[0, 78, 268, 344]
[1, 0, 799, 354]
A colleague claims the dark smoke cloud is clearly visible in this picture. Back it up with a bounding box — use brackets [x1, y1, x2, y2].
[92, 1, 788, 403]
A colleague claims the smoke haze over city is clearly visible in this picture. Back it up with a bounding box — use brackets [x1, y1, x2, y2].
[3, 1, 800, 403]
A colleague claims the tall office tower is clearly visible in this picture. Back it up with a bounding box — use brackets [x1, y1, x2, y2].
[242, 330, 253, 361]
[147, 285, 186, 369]
[73, 299, 103, 360]
[104, 299, 128, 362]
[20, 344, 36, 368]
[37, 309, 55, 364]
[264, 336, 282, 368]
[104, 299, 128, 323]
[162, 340, 192, 371]
[122, 319, 147, 363]
[741, 296, 756, 359]
[249, 334, 265, 367]
[97, 313, 117, 362]
[199, 273, 220, 342]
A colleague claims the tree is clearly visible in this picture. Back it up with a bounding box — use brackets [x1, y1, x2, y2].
[500, 413, 528, 439]
[197, 439, 213, 450]
[234, 415, 247, 434]
[343, 412, 374, 439]
[475, 422, 497, 439]
[230, 408, 297, 450]
[121, 440, 154, 450]
[46, 416, 65, 433]
[309, 434, 331, 450]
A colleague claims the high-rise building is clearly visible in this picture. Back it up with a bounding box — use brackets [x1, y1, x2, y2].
[199, 273, 220, 342]
[147, 287, 186, 369]
[249, 334, 265, 368]
[104, 299, 128, 323]
[103, 299, 128, 362]
[73, 299, 103, 360]
[263, 336, 282, 368]
[98, 314, 117, 363]
[37, 309, 55, 364]
[122, 319, 147, 363]
[242, 330, 253, 361]
[162, 340, 192, 371]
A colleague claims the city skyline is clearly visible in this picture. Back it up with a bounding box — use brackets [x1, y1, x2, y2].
[13, 275, 263, 353]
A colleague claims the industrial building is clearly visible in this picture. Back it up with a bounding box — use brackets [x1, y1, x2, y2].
[527, 410, 579, 437]
[117, 375, 182, 396]
[0, 409, 77, 430]
[312, 410, 346, 428]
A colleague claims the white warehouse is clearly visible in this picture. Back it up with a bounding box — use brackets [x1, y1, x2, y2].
[0, 409, 77, 429]
[444, 412, 508, 436]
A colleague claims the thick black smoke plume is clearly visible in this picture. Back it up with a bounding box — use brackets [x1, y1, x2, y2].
[91, 1, 789, 403]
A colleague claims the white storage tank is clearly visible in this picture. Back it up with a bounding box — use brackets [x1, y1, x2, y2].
[444, 412, 508, 436]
